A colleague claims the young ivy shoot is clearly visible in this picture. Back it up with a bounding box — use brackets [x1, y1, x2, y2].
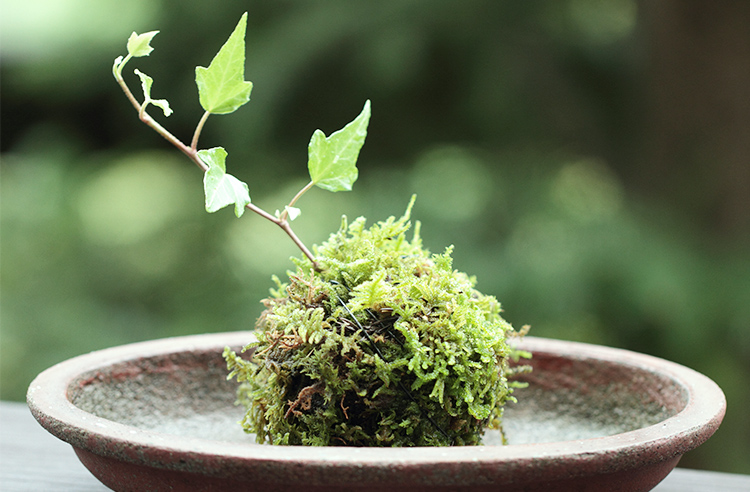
[113, 12, 530, 447]
[113, 12, 370, 271]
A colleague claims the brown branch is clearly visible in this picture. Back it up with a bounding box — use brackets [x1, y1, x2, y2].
[114, 58, 321, 271]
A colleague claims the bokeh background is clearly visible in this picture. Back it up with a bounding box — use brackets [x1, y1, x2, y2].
[2, 0, 748, 473]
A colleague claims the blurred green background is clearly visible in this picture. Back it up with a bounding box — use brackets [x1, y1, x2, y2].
[1, 0, 748, 473]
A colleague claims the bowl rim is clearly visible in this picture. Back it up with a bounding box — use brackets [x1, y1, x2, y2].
[27, 333, 726, 475]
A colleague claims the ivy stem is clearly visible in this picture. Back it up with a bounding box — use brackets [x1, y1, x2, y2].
[280, 180, 314, 222]
[114, 61, 204, 170]
[191, 111, 211, 152]
[278, 220, 319, 270]
[114, 61, 320, 271]
[289, 181, 315, 208]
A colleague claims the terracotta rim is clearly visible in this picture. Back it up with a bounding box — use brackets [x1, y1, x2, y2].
[27, 333, 726, 480]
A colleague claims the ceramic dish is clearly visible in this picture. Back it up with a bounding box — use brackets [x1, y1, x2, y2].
[27, 333, 725, 491]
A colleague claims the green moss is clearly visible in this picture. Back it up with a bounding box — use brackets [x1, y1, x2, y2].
[225, 198, 529, 446]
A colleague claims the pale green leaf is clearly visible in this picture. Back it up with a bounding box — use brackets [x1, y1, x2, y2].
[149, 98, 172, 118]
[286, 206, 302, 221]
[195, 12, 253, 114]
[308, 100, 371, 192]
[127, 31, 159, 58]
[284, 206, 302, 221]
[198, 147, 251, 217]
[112, 55, 125, 79]
[274, 206, 301, 221]
[133, 69, 173, 117]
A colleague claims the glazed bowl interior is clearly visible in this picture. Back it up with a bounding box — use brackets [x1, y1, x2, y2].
[67, 344, 248, 443]
[66, 339, 684, 447]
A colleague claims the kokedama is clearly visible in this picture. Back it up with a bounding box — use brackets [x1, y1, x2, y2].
[225, 199, 529, 446]
[113, 12, 529, 448]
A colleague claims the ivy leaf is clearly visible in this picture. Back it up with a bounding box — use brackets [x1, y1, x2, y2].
[195, 12, 253, 114]
[285, 206, 302, 221]
[275, 206, 301, 221]
[127, 31, 159, 58]
[133, 69, 173, 117]
[113, 55, 125, 75]
[198, 147, 251, 217]
[308, 100, 371, 192]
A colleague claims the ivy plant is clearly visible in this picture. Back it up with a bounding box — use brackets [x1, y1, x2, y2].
[113, 13, 370, 270]
[114, 12, 529, 447]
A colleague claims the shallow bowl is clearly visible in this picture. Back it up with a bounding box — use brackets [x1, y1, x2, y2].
[27, 333, 725, 491]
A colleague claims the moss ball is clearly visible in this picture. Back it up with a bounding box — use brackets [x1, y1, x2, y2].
[225, 201, 528, 446]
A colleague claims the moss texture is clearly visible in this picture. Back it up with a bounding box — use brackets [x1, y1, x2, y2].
[225, 199, 529, 446]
